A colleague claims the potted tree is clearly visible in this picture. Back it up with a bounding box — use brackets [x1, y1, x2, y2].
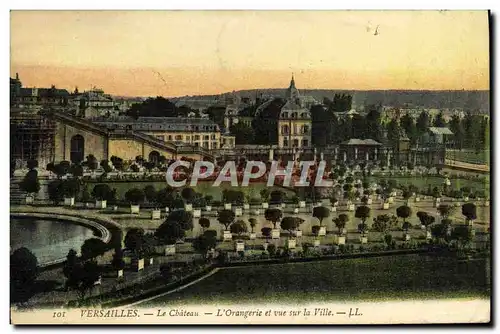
[402, 189, 412, 206]
[125, 188, 145, 214]
[199, 217, 211, 234]
[264, 208, 283, 239]
[111, 248, 125, 278]
[333, 214, 349, 245]
[270, 190, 286, 209]
[61, 178, 80, 207]
[260, 188, 270, 209]
[347, 192, 356, 211]
[243, 194, 251, 211]
[312, 206, 330, 236]
[397, 205, 412, 241]
[91, 184, 112, 209]
[280, 217, 299, 249]
[462, 203, 477, 227]
[192, 230, 218, 260]
[204, 195, 213, 212]
[355, 205, 370, 244]
[144, 185, 161, 219]
[261, 227, 272, 250]
[230, 220, 247, 251]
[20, 169, 40, 205]
[248, 218, 257, 240]
[217, 209, 236, 241]
[417, 211, 435, 240]
[432, 187, 442, 208]
[250, 198, 262, 215]
[311, 226, 321, 246]
[155, 221, 185, 256]
[292, 196, 300, 214]
[124, 228, 146, 271]
[297, 192, 306, 208]
[329, 196, 338, 212]
[181, 187, 196, 212]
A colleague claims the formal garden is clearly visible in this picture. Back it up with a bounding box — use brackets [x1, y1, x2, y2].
[10, 155, 491, 308]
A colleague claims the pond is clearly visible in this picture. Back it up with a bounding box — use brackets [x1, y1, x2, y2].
[10, 216, 97, 265]
[140, 254, 490, 306]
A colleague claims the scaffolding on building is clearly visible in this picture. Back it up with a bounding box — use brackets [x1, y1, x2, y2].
[10, 110, 56, 169]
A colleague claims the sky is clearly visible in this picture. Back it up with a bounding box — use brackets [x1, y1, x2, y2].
[10, 10, 490, 97]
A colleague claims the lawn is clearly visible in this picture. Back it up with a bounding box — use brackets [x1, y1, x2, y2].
[140, 254, 490, 306]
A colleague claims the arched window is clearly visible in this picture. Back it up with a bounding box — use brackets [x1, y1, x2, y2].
[283, 138, 289, 147]
[302, 139, 309, 147]
[70, 135, 85, 163]
[149, 151, 160, 163]
[293, 139, 299, 147]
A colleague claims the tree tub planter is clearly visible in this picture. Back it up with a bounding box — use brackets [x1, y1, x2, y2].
[130, 205, 140, 214]
[205, 205, 212, 212]
[294, 230, 303, 238]
[313, 239, 321, 247]
[454, 202, 461, 207]
[116, 269, 124, 278]
[286, 239, 297, 249]
[359, 236, 368, 244]
[382, 203, 390, 210]
[330, 206, 337, 212]
[112, 206, 118, 211]
[318, 226, 327, 237]
[271, 229, 281, 239]
[334, 235, 346, 245]
[243, 203, 250, 210]
[484, 201, 490, 207]
[25, 196, 34, 205]
[403, 234, 411, 241]
[234, 208, 243, 217]
[293, 208, 299, 214]
[280, 203, 286, 209]
[223, 230, 233, 241]
[224, 203, 232, 210]
[136, 258, 145, 272]
[151, 209, 161, 220]
[185, 204, 193, 212]
[262, 203, 269, 209]
[64, 197, 75, 206]
[415, 197, 420, 202]
[388, 197, 394, 204]
[95, 200, 107, 209]
[263, 242, 269, 251]
[366, 198, 373, 205]
[193, 209, 201, 218]
[252, 209, 261, 215]
[315, 202, 323, 207]
[165, 244, 176, 256]
[234, 241, 245, 252]
[164, 207, 170, 214]
[299, 201, 306, 208]
[421, 224, 427, 230]
[348, 204, 355, 211]
[463, 197, 469, 202]
[249, 232, 257, 240]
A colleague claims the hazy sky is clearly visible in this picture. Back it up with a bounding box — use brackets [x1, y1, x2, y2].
[10, 10, 489, 97]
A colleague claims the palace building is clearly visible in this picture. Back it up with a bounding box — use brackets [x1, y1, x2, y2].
[277, 75, 312, 149]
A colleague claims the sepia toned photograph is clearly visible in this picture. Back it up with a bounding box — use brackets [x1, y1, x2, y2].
[9, 10, 491, 325]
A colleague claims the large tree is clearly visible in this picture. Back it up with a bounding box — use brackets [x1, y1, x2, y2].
[229, 122, 255, 145]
